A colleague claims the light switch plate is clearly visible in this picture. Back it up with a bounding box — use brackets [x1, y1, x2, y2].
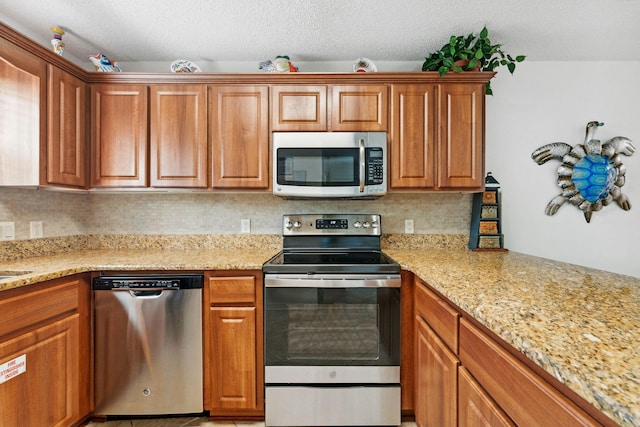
[0, 222, 16, 241]
[241, 219, 251, 234]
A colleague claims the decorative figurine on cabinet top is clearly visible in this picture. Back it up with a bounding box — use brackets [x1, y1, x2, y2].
[88, 53, 123, 72]
[258, 55, 298, 72]
[531, 121, 635, 223]
[50, 27, 65, 55]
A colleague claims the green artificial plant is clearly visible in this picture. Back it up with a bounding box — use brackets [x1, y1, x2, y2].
[422, 27, 525, 95]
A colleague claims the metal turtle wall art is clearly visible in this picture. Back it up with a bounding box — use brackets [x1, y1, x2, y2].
[531, 121, 635, 223]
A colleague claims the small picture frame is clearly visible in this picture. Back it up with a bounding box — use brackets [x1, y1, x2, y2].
[482, 191, 497, 204]
[480, 205, 498, 219]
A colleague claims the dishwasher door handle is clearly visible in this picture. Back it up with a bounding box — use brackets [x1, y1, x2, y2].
[128, 290, 164, 298]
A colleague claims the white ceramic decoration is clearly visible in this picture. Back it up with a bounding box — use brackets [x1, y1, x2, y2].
[50, 27, 64, 56]
[353, 57, 377, 72]
[88, 53, 123, 72]
[259, 55, 299, 72]
[170, 59, 202, 73]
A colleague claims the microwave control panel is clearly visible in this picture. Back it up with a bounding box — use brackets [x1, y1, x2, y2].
[366, 147, 384, 185]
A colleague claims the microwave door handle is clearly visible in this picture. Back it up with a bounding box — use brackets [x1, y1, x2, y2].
[359, 138, 365, 192]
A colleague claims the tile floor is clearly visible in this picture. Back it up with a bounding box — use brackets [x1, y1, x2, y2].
[85, 417, 417, 427]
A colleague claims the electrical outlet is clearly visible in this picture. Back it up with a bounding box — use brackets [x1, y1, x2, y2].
[30, 221, 43, 238]
[0, 222, 15, 241]
[404, 219, 414, 234]
[241, 218, 251, 234]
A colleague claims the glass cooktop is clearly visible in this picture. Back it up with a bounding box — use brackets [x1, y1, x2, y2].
[262, 250, 400, 274]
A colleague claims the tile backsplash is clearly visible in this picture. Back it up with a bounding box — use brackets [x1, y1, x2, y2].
[1, 188, 472, 239]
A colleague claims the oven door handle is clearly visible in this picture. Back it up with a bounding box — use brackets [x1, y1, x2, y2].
[359, 138, 365, 193]
[264, 274, 401, 288]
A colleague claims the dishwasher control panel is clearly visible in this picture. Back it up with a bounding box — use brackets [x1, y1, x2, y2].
[93, 275, 204, 290]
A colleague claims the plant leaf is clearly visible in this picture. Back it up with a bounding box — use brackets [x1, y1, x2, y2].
[479, 27, 488, 39]
[438, 65, 448, 76]
[468, 58, 478, 69]
[475, 50, 484, 60]
[516, 55, 526, 62]
[507, 62, 516, 74]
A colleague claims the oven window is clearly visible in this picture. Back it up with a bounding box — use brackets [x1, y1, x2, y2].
[276, 148, 358, 186]
[265, 287, 400, 366]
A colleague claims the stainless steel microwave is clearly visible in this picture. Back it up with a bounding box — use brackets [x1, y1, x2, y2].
[272, 132, 387, 199]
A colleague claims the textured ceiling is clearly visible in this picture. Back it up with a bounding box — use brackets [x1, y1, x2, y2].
[1, 0, 640, 70]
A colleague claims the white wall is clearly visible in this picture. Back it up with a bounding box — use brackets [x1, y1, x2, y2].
[485, 61, 640, 277]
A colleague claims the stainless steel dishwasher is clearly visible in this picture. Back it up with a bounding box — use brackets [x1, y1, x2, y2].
[93, 274, 203, 416]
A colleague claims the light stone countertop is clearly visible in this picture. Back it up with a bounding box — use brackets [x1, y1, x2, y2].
[0, 244, 638, 426]
[385, 248, 639, 427]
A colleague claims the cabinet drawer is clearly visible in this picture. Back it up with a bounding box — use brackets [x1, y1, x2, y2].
[414, 278, 460, 352]
[459, 318, 601, 427]
[209, 276, 256, 304]
[0, 280, 79, 338]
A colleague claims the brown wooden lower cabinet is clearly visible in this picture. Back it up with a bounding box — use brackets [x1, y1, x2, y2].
[458, 366, 515, 427]
[205, 271, 264, 418]
[459, 318, 602, 427]
[415, 316, 459, 427]
[0, 275, 90, 427]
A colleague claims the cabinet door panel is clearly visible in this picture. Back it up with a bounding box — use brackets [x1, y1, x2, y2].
[91, 85, 148, 187]
[331, 85, 387, 131]
[0, 38, 46, 186]
[438, 84, 484, 190]
[390, 84, 435, 188]
[47, 65, 86, 187]
[210, 307, 258, 410]
[415, 316, 458, 427]
[0, 315, 80, 427]
[210, 85, 269, 188]
[150, 85, 207, 187]
[459, 367, 515, 427]
[271, 85, 327, 131]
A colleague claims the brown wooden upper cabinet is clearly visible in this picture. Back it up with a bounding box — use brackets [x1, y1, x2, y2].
[0, 37, 46, 186]
[209, 85, 269, 189]
[271, 84, 387, 131]
[389, 83, 484, 191]
[91, 84, 148, 187]
[149, 84, 208, 188]
[47, 65, 86, 188]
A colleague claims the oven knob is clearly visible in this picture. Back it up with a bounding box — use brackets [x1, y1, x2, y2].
[353, 221, 361, 228]
[371, 221, 379, 228]
[329, 370, 337, 379]
[293, 221, 302, 229]
[363, 221, 370, 228]
[285, 221, 293, 229]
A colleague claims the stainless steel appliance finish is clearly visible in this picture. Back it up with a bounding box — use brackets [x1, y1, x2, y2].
[93, 275, 203, 416]
[272, 132, 387, 199]
[263, 214, 401, 427]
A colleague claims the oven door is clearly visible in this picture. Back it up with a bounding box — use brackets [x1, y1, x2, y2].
[264, 274, 400, 384]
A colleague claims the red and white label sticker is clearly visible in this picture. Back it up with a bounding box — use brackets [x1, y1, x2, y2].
[0, 354, 26, 384]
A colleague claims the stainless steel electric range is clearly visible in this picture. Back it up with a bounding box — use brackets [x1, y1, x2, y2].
[263, 214, 401, 427]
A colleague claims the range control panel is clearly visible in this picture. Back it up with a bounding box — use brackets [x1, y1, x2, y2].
[282, 214, 381, 236]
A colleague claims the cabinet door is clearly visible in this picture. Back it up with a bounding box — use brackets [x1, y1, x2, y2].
[415, 316, 459, 427]
[389, 84, 436, 189]
[210, 85, 269, 188]
[0, 38, 46, 186]
[149, 85, 208, 187]
[210, 307, 259, 411]
[271, 85, 327, 131]
[459, 318, 601, 427]
[459, 367, 515, 427]
[47, 65, 86, 187]
[0, 315, 80, 427]
[331, 85, 388, 131]
[438, 84, 484, 190]
[91, 85, 148, 187]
